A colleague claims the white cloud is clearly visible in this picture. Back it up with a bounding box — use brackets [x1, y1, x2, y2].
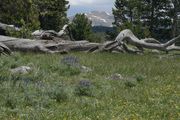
[68, 0, 114, 6]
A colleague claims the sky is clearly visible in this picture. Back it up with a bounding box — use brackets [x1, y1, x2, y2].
[67, 0, 115, 16]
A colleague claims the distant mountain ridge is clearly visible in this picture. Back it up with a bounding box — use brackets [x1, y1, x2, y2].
[69, 11, 114, 27]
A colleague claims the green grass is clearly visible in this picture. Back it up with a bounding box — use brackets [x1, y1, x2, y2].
[0, 52, 179, 120]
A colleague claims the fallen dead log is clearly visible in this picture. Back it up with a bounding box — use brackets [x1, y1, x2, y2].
[0, 35, 101, 54]
[115, 29, 180, 52]
[32, 24, 73, 40]
[0, 29, 180, 55]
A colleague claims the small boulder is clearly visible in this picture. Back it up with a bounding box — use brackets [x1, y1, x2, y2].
[79, 80, 92, 87]
[10, 66, 32, 74]
[81, 66, 92, 73]
[108, 73, 124, 81]
[75, 80, 94, 96]
[151, 50, 160, 54]
[112, 51, 121, 54]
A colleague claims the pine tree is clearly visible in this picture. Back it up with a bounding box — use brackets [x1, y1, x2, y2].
[113, 0, 176, 40]
[34, 0, 69, 31]
[170, 0, 180, 37]
[142, 0, 172, 40]
[113, 0, 150, 38]
[0, 0, 40, 30]
[70, 14, 92, 40]
[0, 0, 40, 38]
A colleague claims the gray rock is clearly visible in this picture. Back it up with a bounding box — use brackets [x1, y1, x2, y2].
[152, 50, 160, 54]
[108, 73, 124, 81]
[81, 66, 92, 73]
[10, 66, 32, 74]
[79, 80, 92, 87]
[112, 51, 121, 54]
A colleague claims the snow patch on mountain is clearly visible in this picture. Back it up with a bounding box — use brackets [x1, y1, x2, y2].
[69, 11, 114, 27]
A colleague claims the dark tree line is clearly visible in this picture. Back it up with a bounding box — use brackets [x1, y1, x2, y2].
[34, 0, 69, 31]
[0, 0, 69, 33]
[0, 0, 40, 30]
[113, 0, 180, 41]
[0, 0, 179, 43]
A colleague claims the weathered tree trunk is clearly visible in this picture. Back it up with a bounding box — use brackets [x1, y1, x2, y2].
[115, 29, 180, 52]
[32, 24, 73, 40]
[0, 29, 180, 55]
[0, 35, 100, 54]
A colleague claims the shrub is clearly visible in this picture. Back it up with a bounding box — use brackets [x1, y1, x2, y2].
[136, 75, 145, 82]
[70, 13, 92, 40]
[75, 80, 94, 97]
[124, 81, 136, 88]
[61, 56, 80, 67]
[48, 85, 68, 103]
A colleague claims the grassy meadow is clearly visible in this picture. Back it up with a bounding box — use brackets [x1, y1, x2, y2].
[0, 52, 179, 120]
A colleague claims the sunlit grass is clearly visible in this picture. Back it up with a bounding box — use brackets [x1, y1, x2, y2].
[0, 52, 179, 120]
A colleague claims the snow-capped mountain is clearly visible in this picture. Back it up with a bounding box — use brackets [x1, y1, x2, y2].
[69, 11, 114, 27]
